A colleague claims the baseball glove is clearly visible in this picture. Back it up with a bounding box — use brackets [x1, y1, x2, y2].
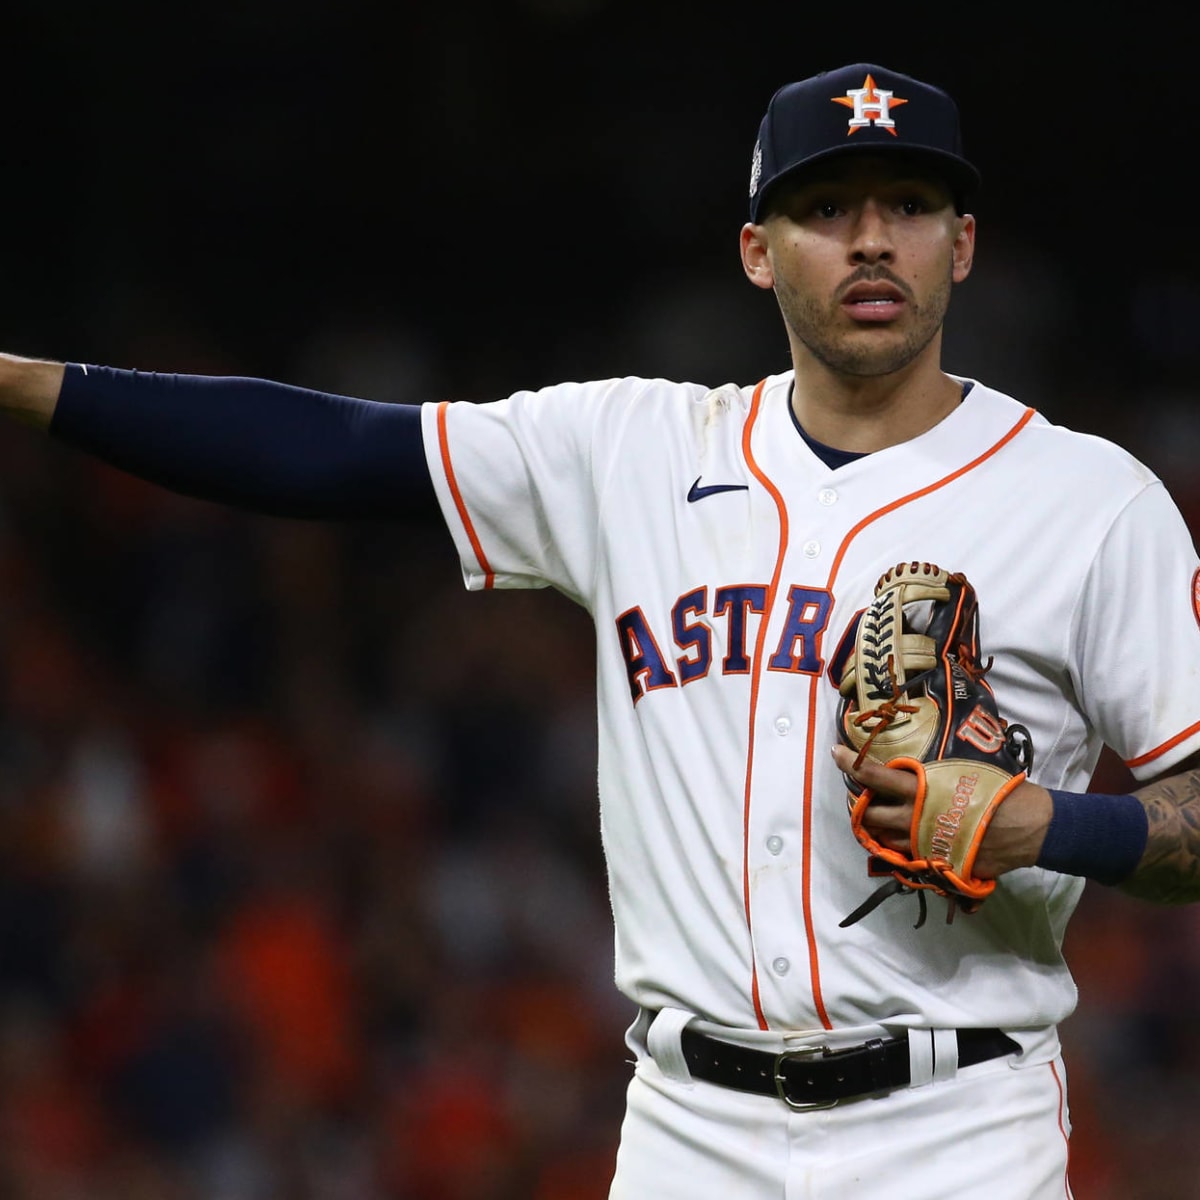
[835, 561, 1033, 928]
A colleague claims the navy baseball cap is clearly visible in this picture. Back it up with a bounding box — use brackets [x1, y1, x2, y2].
[748, 63, 981, 222]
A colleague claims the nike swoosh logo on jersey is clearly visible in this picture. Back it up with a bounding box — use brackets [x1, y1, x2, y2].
[687, 476, 750, 502]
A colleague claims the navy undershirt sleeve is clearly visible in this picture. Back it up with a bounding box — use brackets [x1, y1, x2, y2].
[50, 364, 438, 520]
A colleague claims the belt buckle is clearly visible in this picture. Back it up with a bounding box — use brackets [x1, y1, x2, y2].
[773, 1043, 837, 1111]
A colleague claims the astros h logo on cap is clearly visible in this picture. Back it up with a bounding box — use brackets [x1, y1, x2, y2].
[832, 73, 907, 135]
[747, 62, 981, 222]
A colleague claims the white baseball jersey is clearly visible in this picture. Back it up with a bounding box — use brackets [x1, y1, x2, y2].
[420, 371, 1200, 1060]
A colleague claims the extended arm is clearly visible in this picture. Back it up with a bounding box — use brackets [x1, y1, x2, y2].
[0, 351, 437, 520]
[832, 745, 1200, 904]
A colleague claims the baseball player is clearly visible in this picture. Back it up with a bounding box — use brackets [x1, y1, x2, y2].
[2, 62, 1199, 1198]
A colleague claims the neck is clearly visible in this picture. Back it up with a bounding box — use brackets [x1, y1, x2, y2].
[787, 348, 962, 454]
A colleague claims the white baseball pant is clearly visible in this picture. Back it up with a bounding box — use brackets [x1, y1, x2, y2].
[609, 1014, 1073, 1199]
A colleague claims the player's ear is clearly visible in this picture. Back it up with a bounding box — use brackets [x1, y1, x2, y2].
[951, 213, 975, 283]
[740, 223, 775, 290]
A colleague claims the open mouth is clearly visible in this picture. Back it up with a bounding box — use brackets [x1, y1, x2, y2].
[842, 293, 906, 320]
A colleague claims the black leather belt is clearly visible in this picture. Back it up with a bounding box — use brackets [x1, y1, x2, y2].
[679, 1025, 1019, 1110]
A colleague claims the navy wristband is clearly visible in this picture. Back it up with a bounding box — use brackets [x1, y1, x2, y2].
[1036, 790, 1148, 885]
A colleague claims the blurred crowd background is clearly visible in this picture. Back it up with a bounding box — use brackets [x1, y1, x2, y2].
[3, 2, 1200, 1197]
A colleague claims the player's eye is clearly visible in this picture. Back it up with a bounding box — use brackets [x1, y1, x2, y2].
[897, 197, 928, 216]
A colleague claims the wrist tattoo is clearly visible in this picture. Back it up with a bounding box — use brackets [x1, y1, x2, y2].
[1122, 769, 1200, 904]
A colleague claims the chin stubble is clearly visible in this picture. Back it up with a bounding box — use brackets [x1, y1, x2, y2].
[775, 266, 953, 378]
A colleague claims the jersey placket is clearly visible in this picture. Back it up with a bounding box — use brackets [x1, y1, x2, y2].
[739, 381, 859, 1031]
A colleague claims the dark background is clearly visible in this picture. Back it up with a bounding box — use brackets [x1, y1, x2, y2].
[1, 3, 1199, 1198]
[6, 2, 1198, 420]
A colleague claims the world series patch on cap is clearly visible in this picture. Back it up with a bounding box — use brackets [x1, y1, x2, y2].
[748, 63, 981, 222]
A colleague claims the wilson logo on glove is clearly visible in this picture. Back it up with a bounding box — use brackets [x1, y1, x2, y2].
[835, 562, 1034, 928]
[929, 773, 979, 857]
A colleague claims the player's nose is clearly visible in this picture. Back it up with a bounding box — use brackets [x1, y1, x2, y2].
[848, 200, 895, 263]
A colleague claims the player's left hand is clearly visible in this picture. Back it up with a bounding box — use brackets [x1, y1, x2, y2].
[831, 744, 1053, 879]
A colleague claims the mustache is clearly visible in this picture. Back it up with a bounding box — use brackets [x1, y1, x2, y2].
[836, 266, 915, 303]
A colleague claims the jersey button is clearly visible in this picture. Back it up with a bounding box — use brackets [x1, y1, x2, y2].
[772, 957, 791, 976]
[802, 540, 820, 558]
[773, 716, 791, 736]
[818, 488, 838, 506]
[766, 834, 784, 855]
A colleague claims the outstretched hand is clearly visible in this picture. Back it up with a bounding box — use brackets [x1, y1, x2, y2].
[0, 354, 66, 430]
[831, 744, 1053, 880]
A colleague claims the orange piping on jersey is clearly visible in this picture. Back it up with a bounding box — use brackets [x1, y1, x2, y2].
[743, 390, 1038, 1034]
[1050, 1060, 1074, 1197]
[824, 406, 1038, 585]
[798, 646, 832, 1027]
[748, 392, 828, 1032]
[436, 400, 496, 590]
[1125, 718, 1200, 769]
[741, 380, 834, 1031]
[737, 380, 782, 1030]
